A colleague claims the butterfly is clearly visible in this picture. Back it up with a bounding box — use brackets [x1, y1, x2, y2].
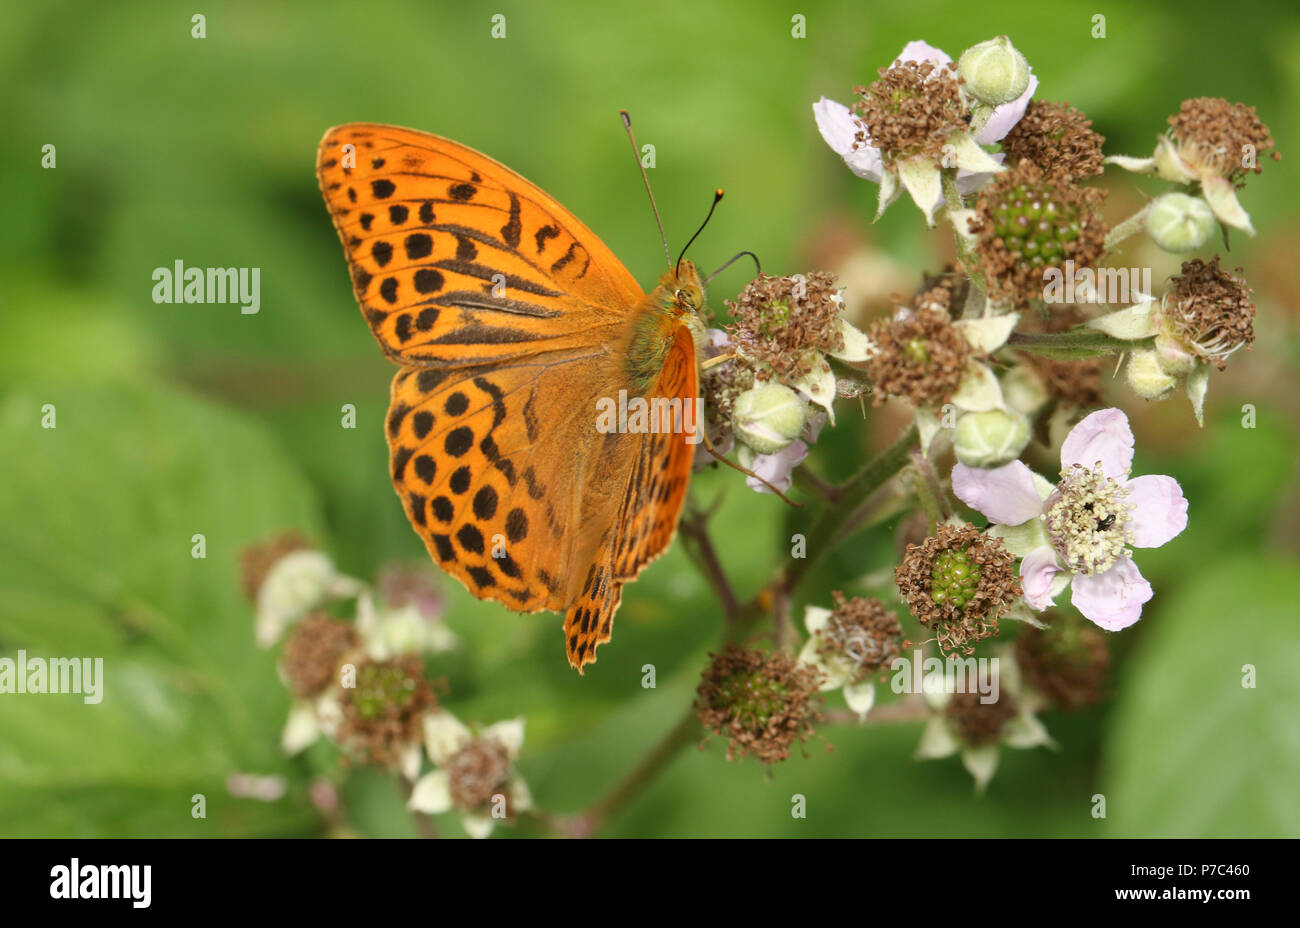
[316, 123, 707, 671]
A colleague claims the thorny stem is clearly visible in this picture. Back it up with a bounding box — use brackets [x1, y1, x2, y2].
[679, 508, 741, 620]
[1007, 329, 1152, 360]
[909, 450, 951, 530]
[1103, 202, 1153, 252]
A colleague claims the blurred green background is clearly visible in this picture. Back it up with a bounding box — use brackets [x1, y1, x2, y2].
[1, 0, 1297, 838]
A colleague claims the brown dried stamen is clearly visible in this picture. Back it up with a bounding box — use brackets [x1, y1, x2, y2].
[446, 738, 513, 811]
[1000, 100, 1105, 182]
[1168, 97, 1279, 181]
[1164, 256, 1255, 368]
[695, 645, 824, 764]
[725, 272, 845, 384]
[852, 59, 967, 162]
[863, 306, 971, 407]
[284, 613, 359, 699]
[944, 690, 1018, 746]
[817, 592, 901, 685]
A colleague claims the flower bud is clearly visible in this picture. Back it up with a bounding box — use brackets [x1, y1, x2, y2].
[1145, 192, 1215, 253]
[732, 383, 807, 454]
[1153, 332, 1198, 376]
[1125, 350, 1178, 400]
[953, 408, 1032, 468]
[999, 364, 1050, 417]
[958, 36, 1031, 106]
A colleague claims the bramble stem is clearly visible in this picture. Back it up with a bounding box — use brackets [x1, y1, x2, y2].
[1104, 202, 1153, 252]
[679, 508, 741, 620]
[909, 450, 950, 530]
[1007, 329, 1151, 360]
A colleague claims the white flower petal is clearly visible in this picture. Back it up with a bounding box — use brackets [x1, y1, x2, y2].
[1070, 556, 1152, 631]
[1187, 365, 1210, 427]
[898, 157, 943, 226]
[1002, 710, 1056, 750]
[955, 313, 1018, 354]
[961, 744, 1000, 793]
[952, 460, 1044, 525]
[510, 777, 533, 813]
[828, 318, 874, 361]
[461, 813, 496, 840]
[916, 407, 944, 458]
[952, 361, 1003, 412]
[407, 771, 453, 814]
[423, 710, 471, 765]
[1088, 299, 1159, 339]
[915, 717, 960, 759]
[877, 168, 901, 218]
[950, 134, 1006, 175]
[1202, 175, 1255, 236]
[1125, 474, 1189, 548]
[803, 605, 832, 635]
[281, 702, 322, 756]
[1104, 154, 1158, 174]
[482, 717, 526, 760]
[1060, 408, 1134, 479]
[844, 682, 876, 718]
[790, 354, 837, 424]
[897, 40, 952, 66]
[1020, 545, 1065, 610]
[400, 741, 423, 782]
[813, 97, 884, 182]
[975, 73, 1038, 144]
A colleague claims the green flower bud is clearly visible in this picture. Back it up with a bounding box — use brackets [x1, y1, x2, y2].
[958, 36, 1031, 106]
[1126, 349, 1178, 400]
[732, 383, 807, 455]
[999, 364, 1050, 417]
[953, 408, 1032, 468]
[1145, 192, 1215, 253]
[1154, 332, 1198, 376]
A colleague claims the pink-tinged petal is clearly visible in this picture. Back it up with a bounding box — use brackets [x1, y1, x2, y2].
[976, 73, 1038, 144]
[1060, 407, 1134, 479]
[952, 460, 1044, 525]
[897, 40, 952, 66]
[1070, 557, 1153, 631]
[1020, 546, 1064, 610]
[1125, 474, 1188, 548]
[813, 97, 882, 181]
[747, 441, 808, 495]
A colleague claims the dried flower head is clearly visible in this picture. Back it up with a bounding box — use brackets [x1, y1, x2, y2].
[240, 532, 309, 601]
[971, 160, 1108, 308]
[816, 592, 902, 685]
[853, 59, 967, 163]
[895, 522, 1021, 655]
[912, 269, 969, 314]
[445, 737, 514, 812]
[725, 272, 846, 383]
[695, 645, 824, 764]
[336, 656, 437, 768]
[1000, 100, 1105, 182]
[1025, 354, 1105, 408]
[943, 689, 1019, 747]
[1167, 97, 1279, 183]
[864, 306, 971, 406]
[1014, 612, 1111, 711]
[1162, 257, 1255, 369]
[283, 613, 359, 699]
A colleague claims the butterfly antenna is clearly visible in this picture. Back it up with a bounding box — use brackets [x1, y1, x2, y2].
[704, 250, 762, 284]
[677, 189, 724, 275]
[620, 110, 672, 268]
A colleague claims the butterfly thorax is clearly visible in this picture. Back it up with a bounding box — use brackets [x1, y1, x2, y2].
[624, 260, 707, 394]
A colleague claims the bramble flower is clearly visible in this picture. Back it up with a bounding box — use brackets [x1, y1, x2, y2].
[915, 651, 1054, 793]
[895, 521, 1021, 655]
[952, 408, 1188, 630]
[1090, 257, 1255, 424]
[696, 328, 750, 468]
[966, 160, 1108, 309]
[251, 547, 362, 648]
[1014, 611, 1111, 711]
[408, 712, 531, 839]
[356, 590, 457, 659]
[862, 300, 1019, 453]
[732, 382, 808, 455]
[334, 655, 437, 779]
[813, 39, 1033, 224]
[999, 100, 1105, 183]
[796, 592, 901, 719]
[1108, 97, 1279, 236]
[737, 409, 825, 495]
[695, 645, 824, 763]
[278, 612, 358, 755]
[725, 272, 871, 422]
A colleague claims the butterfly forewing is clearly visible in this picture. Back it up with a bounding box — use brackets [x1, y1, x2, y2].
[317, 122, 698, 671]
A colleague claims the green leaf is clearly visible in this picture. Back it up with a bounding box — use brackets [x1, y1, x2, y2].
[1100, 556, 1300, 837]
[0, 380, 326, 836]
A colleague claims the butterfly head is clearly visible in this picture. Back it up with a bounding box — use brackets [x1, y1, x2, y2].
[663, 259, 705, 320]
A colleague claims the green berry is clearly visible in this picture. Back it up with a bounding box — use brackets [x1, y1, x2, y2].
[990, 182, 1081, 269]
[931, 549, 982, 611]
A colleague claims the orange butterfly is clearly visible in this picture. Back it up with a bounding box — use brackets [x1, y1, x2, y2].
[316, 122, 707, 671]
